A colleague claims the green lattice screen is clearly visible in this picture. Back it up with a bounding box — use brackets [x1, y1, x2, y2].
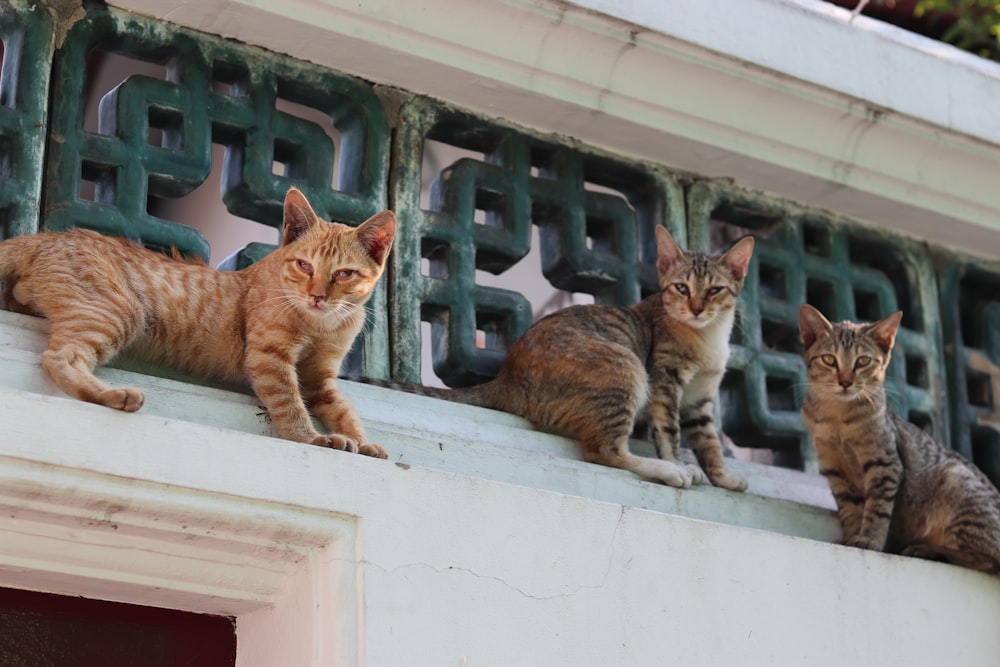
[0, 0, 52, 239]
[3, 0, 999, 479]
[389, 99, 686, 386]
[939, 257, 1000, 486]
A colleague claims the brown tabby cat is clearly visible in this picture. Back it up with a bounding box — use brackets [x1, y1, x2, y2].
[0, 188, 394, 458]
[799, 304, 1000, 574]
[368, 227, 754, 490]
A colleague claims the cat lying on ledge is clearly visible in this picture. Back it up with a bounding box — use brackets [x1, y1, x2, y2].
[0, 187, 394, 459]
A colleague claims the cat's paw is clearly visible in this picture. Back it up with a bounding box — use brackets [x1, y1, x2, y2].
[358, 443, 389, 459]
[649, 461, 694, 488]
[314, 436, 387, 459]
[99, 387, 145, 413]
[845, 535, 878, 551]
[900, 544, 935, 559]
[709, 470, 748, 492]
[312, 434, 360, 453]
[685, 464, 708, 486]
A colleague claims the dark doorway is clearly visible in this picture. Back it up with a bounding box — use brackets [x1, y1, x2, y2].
[0, 587, 236, 666]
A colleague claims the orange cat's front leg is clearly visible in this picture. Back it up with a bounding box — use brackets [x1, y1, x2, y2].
[243, 340, 350, 450]
[304, 379, 387, 459]
[299, 355, 388, 459]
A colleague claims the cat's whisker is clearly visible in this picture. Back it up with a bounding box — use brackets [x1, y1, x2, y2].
[257, 291, 301, 309]
[882, 383, 906, 398]
[259, 294, 297, 309]
[257, 294, 297, 304]
[359, 303, 378, 335]
[783, 380, 813, 395]
[258, 293, 300, 318]
[318, 300, 366, 329]
[353, 306, 379, 338]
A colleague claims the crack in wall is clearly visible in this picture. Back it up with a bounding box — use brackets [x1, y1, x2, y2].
[363, 506, 630, 601]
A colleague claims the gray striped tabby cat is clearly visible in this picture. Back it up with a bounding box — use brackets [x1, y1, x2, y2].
[799, 304, 1000, 575]
[373, 227, 754, 490]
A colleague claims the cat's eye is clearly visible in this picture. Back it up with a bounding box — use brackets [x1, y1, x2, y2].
[820, 354, 837, 367]
[706, 286, 724, 297]
[296, 260, 314, 275]
[855, 356, 872, 369]
[333, 269, 356, 282]
[673, 283, 690, 296]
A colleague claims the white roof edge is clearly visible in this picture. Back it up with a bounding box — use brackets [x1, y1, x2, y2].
[573, 0, 1000, 147]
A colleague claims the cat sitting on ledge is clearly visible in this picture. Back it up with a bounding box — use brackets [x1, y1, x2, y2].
[356, 227, 754, 491]
[800, 304, 1000, 575]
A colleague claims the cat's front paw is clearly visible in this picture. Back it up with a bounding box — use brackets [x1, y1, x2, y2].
[312, 434, 360, 453]
[684, 464, 707, 486]
[845, 535, 878, 551]
[99, 387, 145, 413]
[900, 544, 936, 559]
[642, 460, 694, 488]
[358, 443, 389, 459]
[708, 469, 748, 492]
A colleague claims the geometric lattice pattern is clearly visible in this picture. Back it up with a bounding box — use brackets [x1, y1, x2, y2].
[0, 0, 53, 239]
[939, 259, 1000, 487]
[4, 0, 998, 479]
[45, 4, 388, 262]
[389, 99, 682, 386]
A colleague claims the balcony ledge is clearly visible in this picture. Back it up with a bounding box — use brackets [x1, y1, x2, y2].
[0, 310, 836, 541]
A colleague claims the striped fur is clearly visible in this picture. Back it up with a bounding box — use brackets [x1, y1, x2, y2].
[0, 188, 395, 459]
[368, 227, 754, 490]
[799, 304, 1000, 574]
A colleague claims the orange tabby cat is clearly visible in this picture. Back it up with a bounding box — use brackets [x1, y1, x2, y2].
[0, 188, 394, 458]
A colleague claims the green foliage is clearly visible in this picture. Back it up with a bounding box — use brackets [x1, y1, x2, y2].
[890, 0, 1000, 61]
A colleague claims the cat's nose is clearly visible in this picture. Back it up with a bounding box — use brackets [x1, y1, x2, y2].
[689, 299, 704, 315]
[839, 375, 853, 389]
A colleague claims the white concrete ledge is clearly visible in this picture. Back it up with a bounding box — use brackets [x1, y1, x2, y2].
[0, 310, 836, 541]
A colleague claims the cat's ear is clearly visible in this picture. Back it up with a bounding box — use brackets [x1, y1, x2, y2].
[356, 210, 396, 265]
[865, 311, 903, 354]
[655, 226, 685, 273]
[281, 187, 320, 246]
[721, 236, 755, 282]
[799, 304, 833, 351]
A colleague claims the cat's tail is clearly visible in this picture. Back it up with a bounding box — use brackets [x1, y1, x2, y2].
[344, 376, 502, 410]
